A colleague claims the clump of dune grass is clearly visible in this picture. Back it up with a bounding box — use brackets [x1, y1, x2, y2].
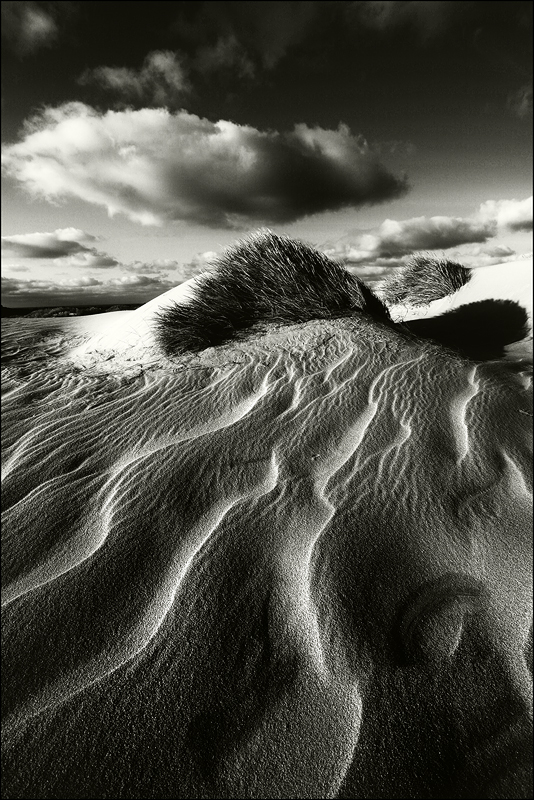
[155, 230, 390, 356]
[378, 252, 471, 306]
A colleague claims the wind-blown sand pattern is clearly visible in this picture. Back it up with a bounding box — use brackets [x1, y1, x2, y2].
[2, 233, 533, 799]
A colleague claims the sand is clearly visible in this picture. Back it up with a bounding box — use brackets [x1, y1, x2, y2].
[70, 276, 203, 361]
[1, 267, 533, 798]
[386, 256, 533, 324]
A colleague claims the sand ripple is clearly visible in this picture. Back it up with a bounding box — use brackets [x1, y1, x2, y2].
[2, 315, 532, 799]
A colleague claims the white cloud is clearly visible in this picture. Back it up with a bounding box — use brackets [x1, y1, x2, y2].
[1, 272, 176, 306]
[110, 275, 166, 288]
[126, 251, 218, 282]
[79, 51, 190, 107]
[322, 196, 533, 268]
[125, 259, 175, 275]
[57, 252, 119, 268]
[1, 227, 119, 268]
[477, 196, 533, 232]
[345, 263, 393, 285]
[1, 247, 221, 306]
[184, 250, 218, 269]
[1, 103, 408, 228]
[2, 275, 102, 293]
[436, 242, 523, 268]
[323, 215, 496, 263]
[1, 228, 98, 258]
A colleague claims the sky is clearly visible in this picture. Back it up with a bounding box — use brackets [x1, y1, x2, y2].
[1, 0, 532, 307]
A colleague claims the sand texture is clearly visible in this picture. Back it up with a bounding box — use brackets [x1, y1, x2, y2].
[2, 244, 533, 799]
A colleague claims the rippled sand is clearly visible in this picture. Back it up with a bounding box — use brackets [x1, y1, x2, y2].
[2, 312, 532, 798]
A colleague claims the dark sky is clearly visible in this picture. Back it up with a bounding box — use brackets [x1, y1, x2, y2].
[1, 1, 532, 306]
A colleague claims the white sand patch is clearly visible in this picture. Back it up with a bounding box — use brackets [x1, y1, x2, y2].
[69, 275, 202, 366]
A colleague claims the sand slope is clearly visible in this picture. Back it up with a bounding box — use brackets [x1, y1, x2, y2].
[70, 277, 202, 360]
[2, 305, 532, 798]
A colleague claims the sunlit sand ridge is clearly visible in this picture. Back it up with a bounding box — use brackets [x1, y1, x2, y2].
[2, 233, 532, 799]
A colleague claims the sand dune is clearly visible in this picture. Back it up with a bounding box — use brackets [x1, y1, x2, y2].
[380, 255, 533, 367]
[2, 234, 532, 799]
[385, 256, 533, 324]
[70, 277, 203, 361]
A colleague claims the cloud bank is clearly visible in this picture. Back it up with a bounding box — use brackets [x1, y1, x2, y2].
[1, 273, 176, 307]
[478, 196, 533, 232]
[322, 197, 533, 267]
[57, 252, 119, 269]
[1, 103, 409, 228]
[1, 228, 98, 259]
[126, 252, 217, 281]
[1, 228, 119, 267]
[1, 234, 220, 306]
[323, 216, 495, 264]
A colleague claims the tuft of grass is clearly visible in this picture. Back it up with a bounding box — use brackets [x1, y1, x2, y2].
[155, 230, 390, 356]
[379, 253, 471, 307]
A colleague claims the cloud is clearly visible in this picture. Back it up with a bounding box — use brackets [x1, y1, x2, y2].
[350, 1, 471, 39]
[1, 245, 221, 307]
[2, 103, 408, 228]
[332, 241, 525, 289]
[109, 275, 171, 289]
[170, 0, 521, 77]
[56, 252, 119, 268]
[128, 251, 218, 281]
[79, 51, 190, 107]
[2, 275, 102, 294]
[1, 228, 98, 258]
[125, 260, 175, 275]
[1, 227, 119, 268]
[1, 1, 58, 55]
[1, 227, 123, 271]
[440, 243, 523, 268]
[192, 34, 255, 78]
[1, 272, 176, 306]
[507, 83, 533, 119]
[322, 196, 533, 268]
[478, 196, 533, 232]
[184, 250, 219, 270]
[176, 0, 474, 74]
[189, 1, 320, 70]
[345, 264, 393, 286]
[323, 215, 496, 264]
[173, 1, 457, 73]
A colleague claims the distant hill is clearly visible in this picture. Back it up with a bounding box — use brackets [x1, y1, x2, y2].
[1, 304, 141, 318]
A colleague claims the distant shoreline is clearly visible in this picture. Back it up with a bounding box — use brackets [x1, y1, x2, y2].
[1, 304, 142, 318]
